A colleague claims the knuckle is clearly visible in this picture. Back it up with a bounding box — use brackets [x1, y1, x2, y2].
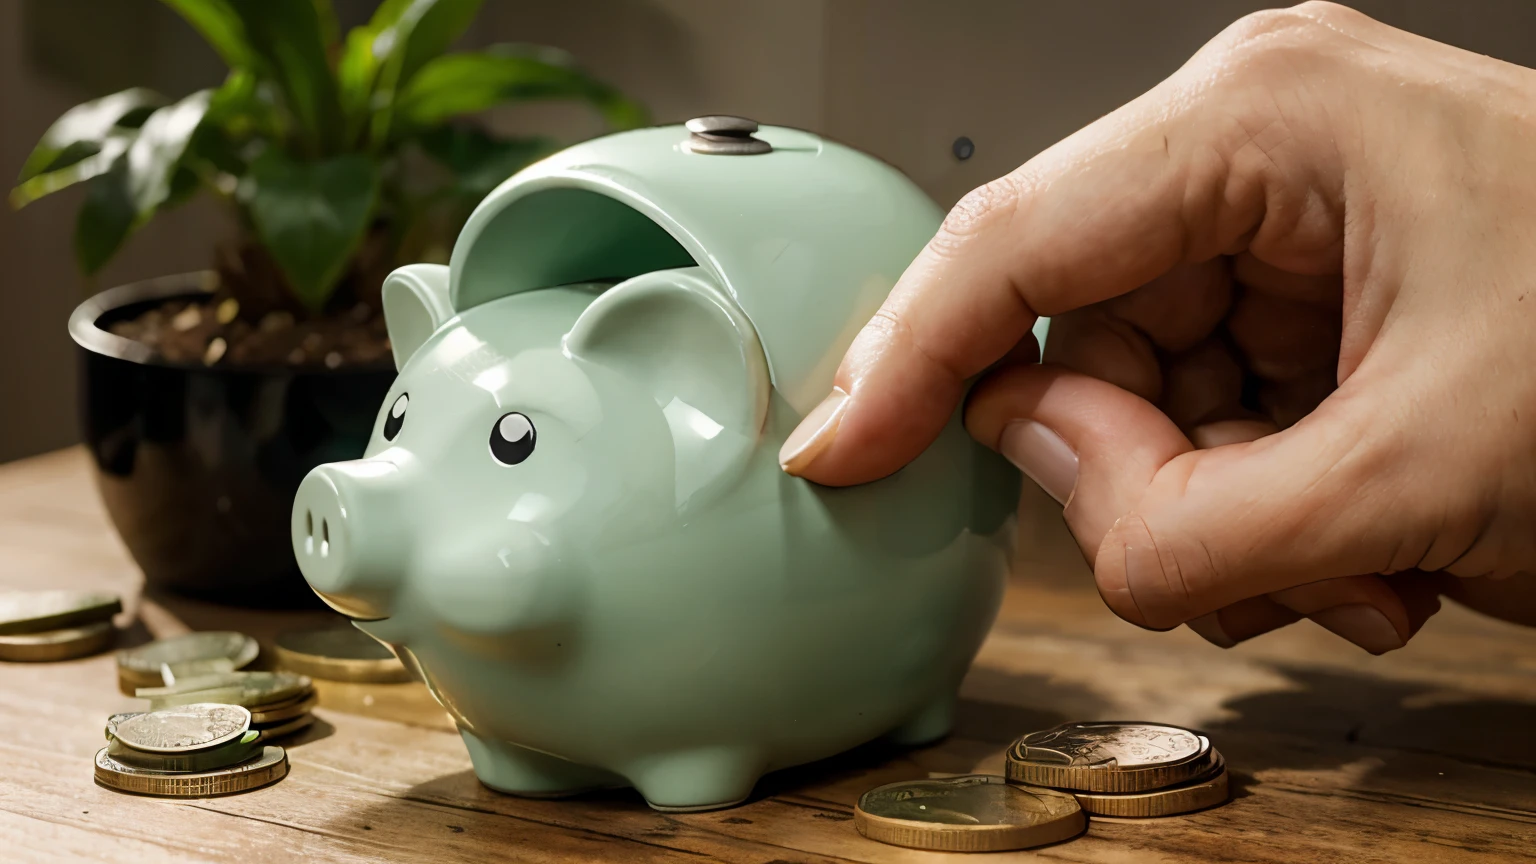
[1215, 2, 1357, 64]
[932, 175, 1022, 257]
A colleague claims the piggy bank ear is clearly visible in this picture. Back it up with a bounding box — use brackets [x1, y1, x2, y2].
[382, 264, 453, 370]
[566, 267, 770, 508]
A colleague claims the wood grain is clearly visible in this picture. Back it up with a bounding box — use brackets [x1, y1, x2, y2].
[0, 448, 1533, 863]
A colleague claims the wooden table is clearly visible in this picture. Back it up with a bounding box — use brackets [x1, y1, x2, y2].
[2, 448, 1534, 863]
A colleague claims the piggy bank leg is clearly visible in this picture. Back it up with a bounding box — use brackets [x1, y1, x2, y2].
[624, 746, 765, 812]
[461, 730, 625, 798]
[884, 691, 958, 747]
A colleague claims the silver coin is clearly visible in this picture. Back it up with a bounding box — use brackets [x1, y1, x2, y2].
[0, 591, 120, 635]
[110, 703, 251, 754]
[117, 632, 258, 677]
[105, 712, 142, 741]
[138, 671, 312, 710]
[1014, 722, 1205, 768]
[107, 730, 262, 773]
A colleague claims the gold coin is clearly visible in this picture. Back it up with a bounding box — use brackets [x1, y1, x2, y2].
[273, 626, 411, 683]
[1006, 722, 1213, 793]
[110, 703, 251, 754]
[0, 591, 120, 636]
[117, 632, 258, 680]
[249, 692, 318, 725]
[246, 686, 317, 715]
[107, 730, 263, 773]
[118, 669, 164, 697]
[0, 621, 115, 662]
[1071, 755, 1230, 817]
[254, 712, 316, 741]
[94, 745, 288, 797]
[855, 775, 1085, 852]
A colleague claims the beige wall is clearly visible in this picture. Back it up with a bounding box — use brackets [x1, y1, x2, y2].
[4, 0, 1536, 462]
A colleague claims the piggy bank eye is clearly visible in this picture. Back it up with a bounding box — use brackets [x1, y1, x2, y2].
[490, 412, 536, 465]
[383, 393, 408, 440]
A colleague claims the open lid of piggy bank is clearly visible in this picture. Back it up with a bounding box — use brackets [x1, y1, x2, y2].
[404, 115, 944, 416]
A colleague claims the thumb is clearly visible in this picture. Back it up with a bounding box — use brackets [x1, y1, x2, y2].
[967, 364, 1413, 631]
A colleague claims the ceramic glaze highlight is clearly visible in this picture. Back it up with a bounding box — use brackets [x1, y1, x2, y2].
[292, 123, 1020, 811]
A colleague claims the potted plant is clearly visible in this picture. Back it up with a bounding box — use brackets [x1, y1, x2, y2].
[17, 0, 644, 606]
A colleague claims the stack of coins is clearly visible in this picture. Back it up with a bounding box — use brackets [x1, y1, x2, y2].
[135, 670, 318, 742]
[1006, 722, 1228, 818]
[855, 721, 1229, 853]
[116, 631, 259, 695]
[95, 702, 289, 797]
[0, 591, 121, 662]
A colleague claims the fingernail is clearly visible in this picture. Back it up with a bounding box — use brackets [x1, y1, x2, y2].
[779, 388, 849, 475]
[999, 421, 1078, 505]
[1311, 604, 1405, 655]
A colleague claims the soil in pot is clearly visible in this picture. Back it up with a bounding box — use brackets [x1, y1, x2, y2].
[107, 296, 393, 370]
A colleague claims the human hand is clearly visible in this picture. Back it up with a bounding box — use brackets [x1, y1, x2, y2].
[778, 2, 1536, 652]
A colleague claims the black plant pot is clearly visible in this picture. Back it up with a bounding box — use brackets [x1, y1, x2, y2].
[69, 273, 395, 607]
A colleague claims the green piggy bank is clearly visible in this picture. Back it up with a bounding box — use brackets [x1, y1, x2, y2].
[292, 119, 1019, 811]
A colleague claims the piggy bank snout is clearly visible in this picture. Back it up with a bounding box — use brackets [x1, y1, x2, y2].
[292, 459, 410, 620]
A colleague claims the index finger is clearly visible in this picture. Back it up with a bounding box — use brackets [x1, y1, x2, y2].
[778, 8, 1355, 485]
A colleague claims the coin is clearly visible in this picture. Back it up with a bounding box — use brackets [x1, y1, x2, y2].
[0, 591, 120, 635]
[855, 775, 1085, 852]
[254, 712, 316, 741]
[1071, 754, 1230, 817]
[94, 745, 288, 797]
[108, 730, 262, 773]
[105, 712, 141, 741]
[110, 703, 251, 754]
[134, 670, 248, 695]
[139, 671, 313, 710]
[117, 632, 258, 682]
[273, 626, 411, 683]
[1006, 722, 1213, 793]
[0, 621, 115, 662]
[250, 692, 318, 725]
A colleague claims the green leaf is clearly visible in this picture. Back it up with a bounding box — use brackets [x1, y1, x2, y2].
[158, 0, 254, 69]
[17, 88, 165, 183]
[311, 0, 340, 52]
[337, 27, 381, 141]
[11, 133, 134, 209]
[395, 45, 648, 132]
[244, 151, 380, 312]
[387, 0, 484, 90]
[125, 91, 213, 214]
[338, 0, 484, 147]
[228, 0, 344, 154]
[419, 125, 554, 200]
[75, 155, 138, 274]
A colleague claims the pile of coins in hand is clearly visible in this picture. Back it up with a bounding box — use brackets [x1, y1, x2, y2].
[96, 702, 289, 797]
[855, 721, 1228, 853]
[0, 591, 121, 662]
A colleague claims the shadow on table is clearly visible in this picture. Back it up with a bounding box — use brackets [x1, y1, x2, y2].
[1207, 664, 1536, 776]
